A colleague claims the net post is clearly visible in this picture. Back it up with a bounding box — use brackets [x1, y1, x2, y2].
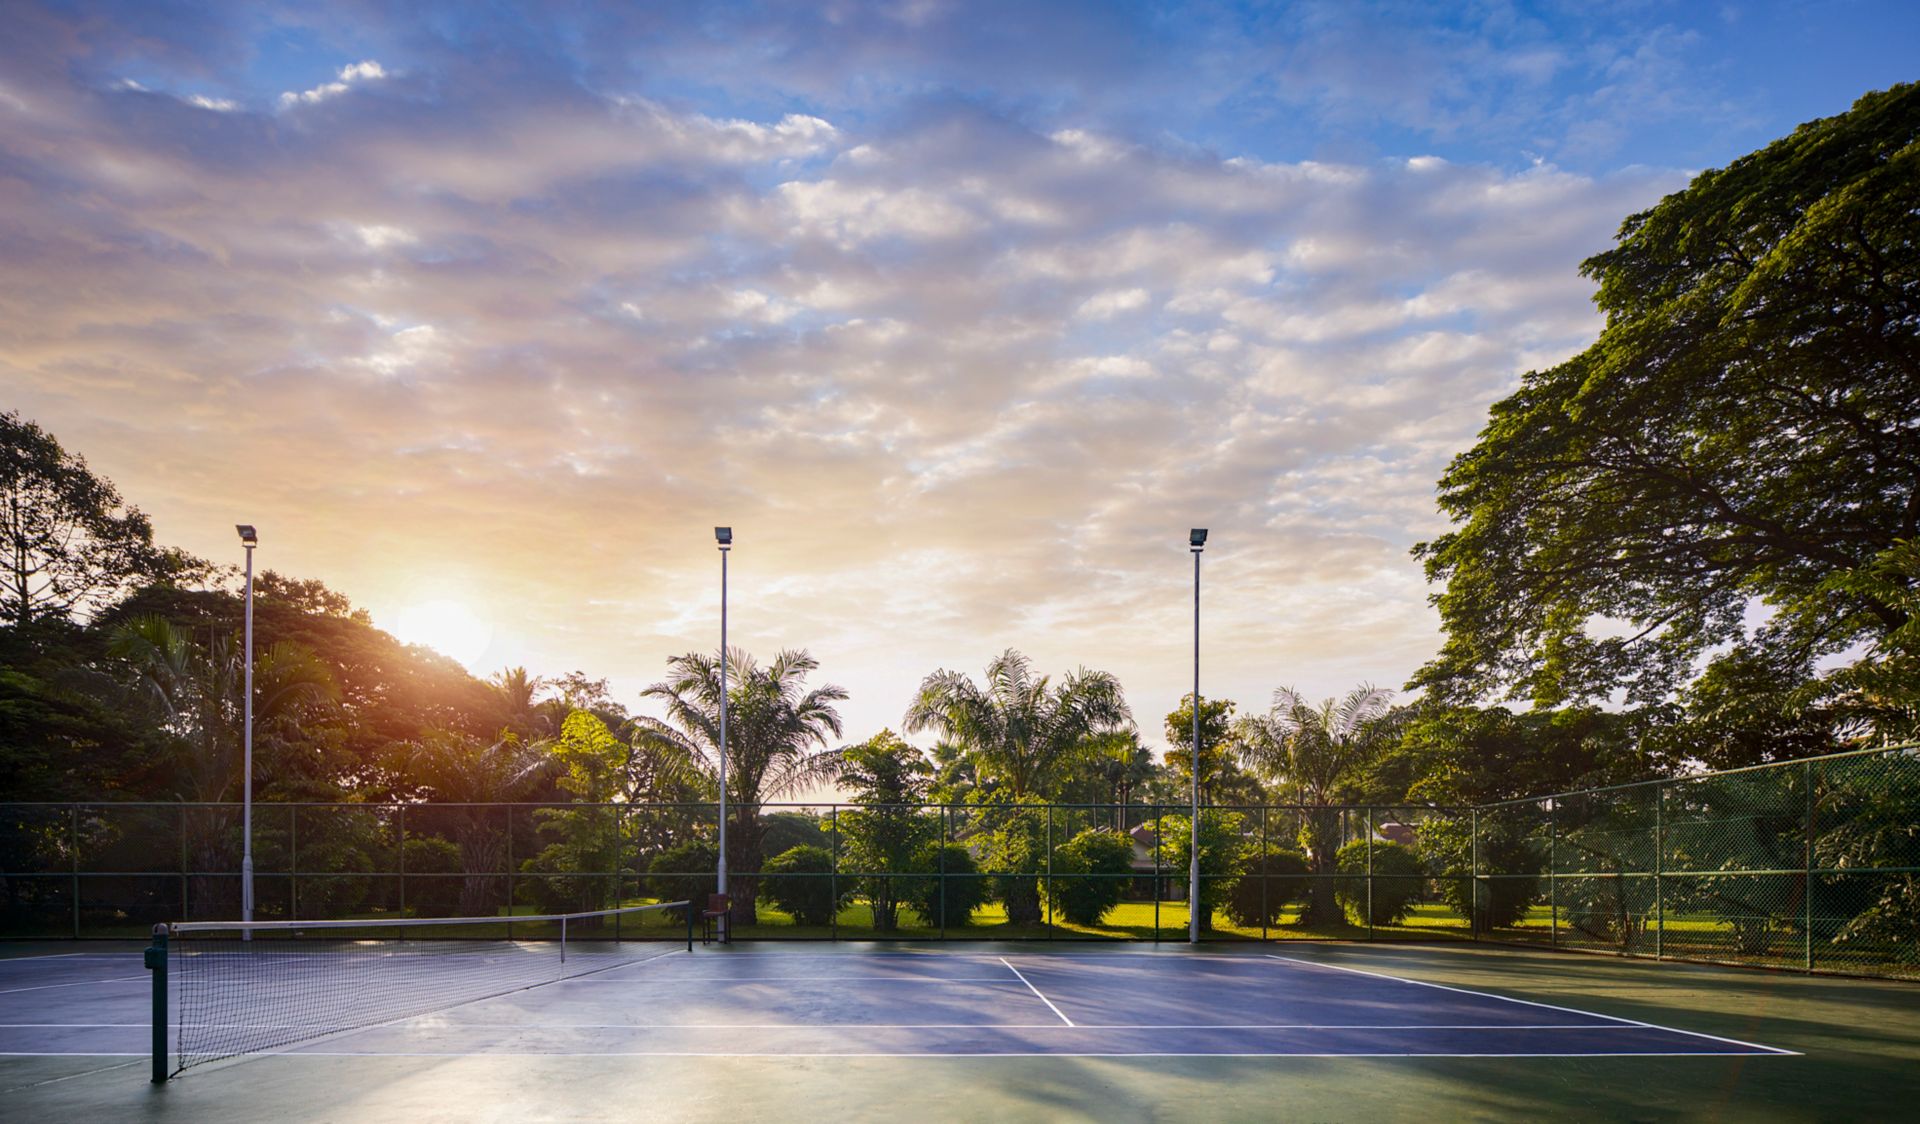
[144, 924, 168, 1083]
[560, 914, 566, 965]
[685, 896, 694, 952]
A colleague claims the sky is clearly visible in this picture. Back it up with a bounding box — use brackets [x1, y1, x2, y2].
[4, 0, 1916, 759]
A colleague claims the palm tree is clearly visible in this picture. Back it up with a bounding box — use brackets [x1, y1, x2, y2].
[107, 615, 337, 914]
[902, 649, 1133, 800]
[408, 730, 554, 916]
[109, 615, 337, 802]
[631, 648, 846, 925]
[490, 666, 551, 737]
[1236, 684, 1405, 925]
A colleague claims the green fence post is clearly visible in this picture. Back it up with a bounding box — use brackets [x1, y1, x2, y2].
[1549, 800, 1558, 948]
[939, 806, 949, 942]
[1261, 805, 1270, 943]
[71, 806, 80, 939]
[396, 804, 407, 925]
[1044, 805, 1054, 940]
[1365, 807, 1374, 941]
[830, 805, 839, 943]
[179, 804, 189, 923]
[1805, 760, 1816, 974]
[144, 924, 168, 1082]
[289, 804, 299, 921]
[1654, 784, 1664, 961]
[505, 805, 515, 939]
[1469, 806, 1478, 941]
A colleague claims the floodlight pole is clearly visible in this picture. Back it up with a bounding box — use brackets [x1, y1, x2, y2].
[1189, 529, 1206, 944]
[716, 528, 731, 943]
[237, 526, 257, 941]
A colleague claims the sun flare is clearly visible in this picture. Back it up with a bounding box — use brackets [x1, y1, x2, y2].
[391, 599, 494, 666]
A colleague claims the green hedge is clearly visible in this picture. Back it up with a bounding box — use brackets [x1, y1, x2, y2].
[760, 844, 841, 926]
[1333, 839, 1423, 926]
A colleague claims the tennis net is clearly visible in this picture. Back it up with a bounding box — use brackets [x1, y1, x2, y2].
[147, 899, 692, 1077]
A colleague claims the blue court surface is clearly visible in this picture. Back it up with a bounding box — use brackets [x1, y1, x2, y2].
[0, 945, 1794, 1064]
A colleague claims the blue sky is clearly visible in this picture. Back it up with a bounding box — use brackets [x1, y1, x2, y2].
[5, 0, 1915, 748]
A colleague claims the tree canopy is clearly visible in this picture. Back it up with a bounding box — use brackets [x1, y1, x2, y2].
[1415, 84, 1920, 731]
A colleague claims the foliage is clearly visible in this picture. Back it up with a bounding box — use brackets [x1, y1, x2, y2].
[1415, 85, 1920, 722]
[762, 811, 829, 857]
[1419, 816, 1540, 931]
[400, 836, 464, 916]
[407, 729, 551, 916]
[905, 840, 990, 928]
[836, 730, 936, 931]
[1333, 839, 1423, 927]
[1151, 811, 1245, 932]
[761, 844, 842, 926]
[0, 410, 178, 628]
[904, 648, 1133, 800]
[1225, 844, 1310, 928]
[975, 798, 1049, 925]
[1398, 705, 1655, 806]
[1237, 685, 1405, 922]
[633, 648, 846, 925]
[646, 839, 717, 921]
[1044, 828, 1135, 926]
[1162, 695, 1263, 805]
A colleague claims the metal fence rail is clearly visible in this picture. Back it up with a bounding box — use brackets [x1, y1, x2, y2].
[3, 745, 1914, 978]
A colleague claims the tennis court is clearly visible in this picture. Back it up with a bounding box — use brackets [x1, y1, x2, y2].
[3, 942, 1793, 1063]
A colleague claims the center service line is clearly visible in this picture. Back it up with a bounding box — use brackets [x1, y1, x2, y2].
[999, 957, 1074, 1027]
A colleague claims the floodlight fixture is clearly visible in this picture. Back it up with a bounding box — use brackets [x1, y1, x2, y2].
[236, 524, 258, 546]
[715, 526, 732, 547]
[1190, 528, 1207, 549]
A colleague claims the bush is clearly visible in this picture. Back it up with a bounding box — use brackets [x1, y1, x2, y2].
[1151, 812, 1245, 932]
[980, 805, 1048, 925]
[646, 840, 717, 922]
[1334, 840, 1423, 926]
[906, 841, 991, 928]
[402, 836, 464, 917]
[761, 844, 841, 926]
[1224, 844, 1310, 928]
[1045, 829, 1135, 926]
[1419, 817, 1540, 931]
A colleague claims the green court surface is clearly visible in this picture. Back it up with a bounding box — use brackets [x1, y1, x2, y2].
[3, 939, 1916, 1122]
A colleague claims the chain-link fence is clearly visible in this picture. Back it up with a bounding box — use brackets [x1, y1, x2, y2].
[4, 746, 1914, 977]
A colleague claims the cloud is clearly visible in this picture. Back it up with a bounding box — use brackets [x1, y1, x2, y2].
[280, 60, 387, 107]
[0, 1, 1708, 752]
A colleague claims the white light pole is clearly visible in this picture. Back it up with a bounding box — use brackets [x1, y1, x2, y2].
[235, 524, 258, 939]
[1189, 528, 1206, 944]
[714, 526, 731, 943]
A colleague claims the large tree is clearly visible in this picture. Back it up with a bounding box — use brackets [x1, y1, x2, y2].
[902, 648, 1133, 800]
[633, 648, 846, 925]
[0, 411, 178, 628]
[1236, 685, 1405, 925]
[1415, 85, 1920, 735]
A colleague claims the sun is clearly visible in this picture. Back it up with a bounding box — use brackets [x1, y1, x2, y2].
[391, 599, 495, 667]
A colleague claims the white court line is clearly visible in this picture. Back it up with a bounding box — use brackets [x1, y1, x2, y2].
[0, 1050, 1802, 1058]
[547, 976, 1025, 983]
[0, 975, 147, 996]
[1262, 954, 1798, 1056]
[998, 957, 1073, 1027]
[0, 1022, 1673, 1031]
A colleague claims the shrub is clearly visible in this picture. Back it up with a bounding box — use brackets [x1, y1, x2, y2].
[761, 844, 841, 926]
[906, 841, 991, 928]
[1224, 844, 1310, 928]
[402, 836, 464, 917]
[1151, 812, 1245, 932]
[1419, 817, 1540, 931]
[645, 840, 717, 922]
[1334, 839, 1423, 926]
[979, 805, 1048, 925]
[1042, 829, 1135, 926]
